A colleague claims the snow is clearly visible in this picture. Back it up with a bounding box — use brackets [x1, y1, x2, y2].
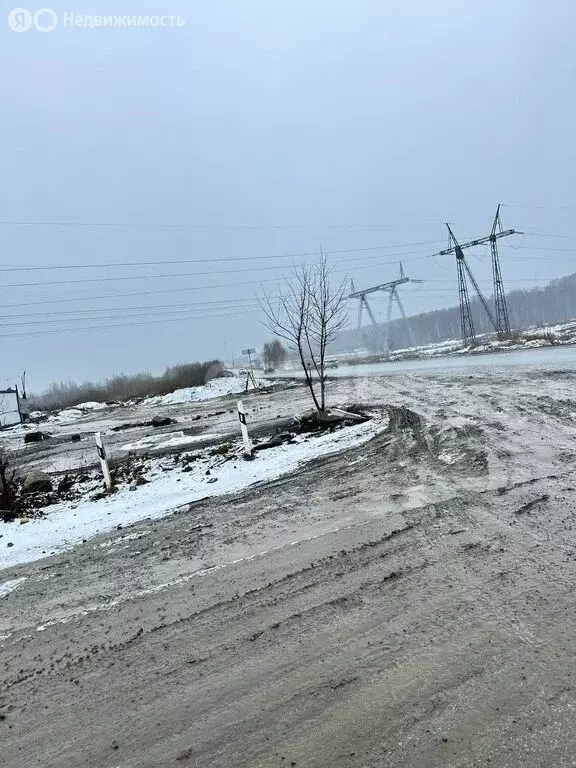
[73, 401, 109, 411]
[143, 376, 273, 407]
[0, 577, 26, 598]
[46, 401, 108, 424]
[119, 432, 220, 452]
[330, 319, 576, 365]
[0, 417, 384, 569]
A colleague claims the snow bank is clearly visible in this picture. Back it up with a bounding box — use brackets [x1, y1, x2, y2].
[0, 418, 384, 569]
[74, 401, 109, 411]
[47, 401, 110, 424]
[144, 376, 273, 407]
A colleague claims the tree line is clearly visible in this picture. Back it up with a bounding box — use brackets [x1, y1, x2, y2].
[29, 360, 223, 411]
[336, 272, 576, 352]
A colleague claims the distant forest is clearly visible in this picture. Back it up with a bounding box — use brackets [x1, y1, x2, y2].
[335, 272, 576, 352]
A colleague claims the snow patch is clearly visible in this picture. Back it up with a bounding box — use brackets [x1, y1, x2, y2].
[144, 377, 274, 407]
[119, 432, 220, 452]
[0, 577, 26, 598]
[0, 417, 383, 569]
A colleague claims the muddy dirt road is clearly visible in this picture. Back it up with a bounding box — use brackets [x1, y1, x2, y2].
[3, 370, 576, 767]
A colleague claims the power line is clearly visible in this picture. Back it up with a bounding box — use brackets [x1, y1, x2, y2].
[501, 203, 576, 212]
[0, 301, 264, 324]
[0, 305, 264, 328]
[0, 281, 277, 309]
[0, 297, 264, 319]
[523, 232, 576, 240]
[0, 279, 554, 325]
[0, 240, 445, 273]
[0, 219, 450, 231]
[502, 245, 576, 255]
[0, 307, 263, 339]
[0, 247, 436, 289]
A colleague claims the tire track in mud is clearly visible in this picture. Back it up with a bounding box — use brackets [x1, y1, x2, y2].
[0, 521, 420, 693]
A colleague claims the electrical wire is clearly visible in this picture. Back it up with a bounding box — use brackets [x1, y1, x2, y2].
[0, 219, 450, 231]
[0, 248, 437, 289]
[0, 307, 263, 338]
[0, 240, 445, 273]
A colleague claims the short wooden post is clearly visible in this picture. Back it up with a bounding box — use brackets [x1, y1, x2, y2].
[95, 432, 112, 490]
[237, 400, 252, 457]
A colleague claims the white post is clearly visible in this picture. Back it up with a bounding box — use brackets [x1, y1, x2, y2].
[237, 400, 252, 457]
[95, 432, 112, 490]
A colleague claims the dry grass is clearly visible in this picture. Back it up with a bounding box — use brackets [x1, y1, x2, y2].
[29, 360, 223, 412]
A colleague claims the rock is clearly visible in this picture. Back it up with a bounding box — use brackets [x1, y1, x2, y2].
[295, 410, 343, 434]
[22, 470, 53, 494]
[7, 542, 13, 548]
[70, 434, 81, 443]
[330, 408, 368, 423]
[253, 438, 284, 452]
[19, 518, 30, 525]
[129, 476, 148, 490]
[58, 475, 74, 494]
[207, 477, 218, 484]
[24, 431, 47, 444]
[151, 416, 175, 428]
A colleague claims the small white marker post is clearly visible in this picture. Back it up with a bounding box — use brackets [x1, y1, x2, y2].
[237, 400, 252, 457]
[95, 432, 112, 490]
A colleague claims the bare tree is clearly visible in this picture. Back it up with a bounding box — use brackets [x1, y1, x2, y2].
[0, 447, 20, 520]
[260, 255, 348, 411]
[262, 339, 286, 369]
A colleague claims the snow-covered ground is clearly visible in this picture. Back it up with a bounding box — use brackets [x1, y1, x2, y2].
[1, 416, 384, 569]
[329, 319, 576, 366]
[118, 431, 221, 452]
[21, 375, 272, 425]
[46, 402, 110, 424]
[143, 376, 274, 407]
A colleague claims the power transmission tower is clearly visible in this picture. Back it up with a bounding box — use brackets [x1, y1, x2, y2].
[439, 210, 516, 344]
[349, 264, 420, 356]
[455, 243, 475, 345]
[490, 204, 511, 337]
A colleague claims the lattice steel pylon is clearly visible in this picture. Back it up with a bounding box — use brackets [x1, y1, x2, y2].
[439, 210, 516, 345]
[349, 263, 420, 356]
[490, 204, 511, 338]
[455, 242, 475, 346]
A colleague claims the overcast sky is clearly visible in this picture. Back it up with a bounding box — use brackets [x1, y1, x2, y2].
[1, 0, 575, 390]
